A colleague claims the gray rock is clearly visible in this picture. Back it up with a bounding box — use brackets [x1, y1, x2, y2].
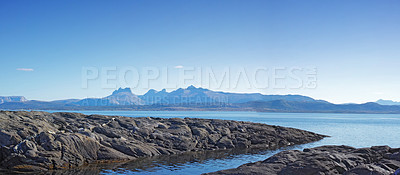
[205, 145, 400, 175]
[0, 111, 326, 172]
[192, 127, 208, 138]
[0, 130, 21, 146]
[217, 136, 234, 149]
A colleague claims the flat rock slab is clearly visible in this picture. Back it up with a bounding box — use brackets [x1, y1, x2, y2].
[205, 145, 400, 175]
[0, 111, 325, 172]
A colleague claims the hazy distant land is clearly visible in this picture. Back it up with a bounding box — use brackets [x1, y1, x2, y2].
[1, 86, 400, 114]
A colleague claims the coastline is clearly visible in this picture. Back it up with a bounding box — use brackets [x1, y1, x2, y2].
[0, 111, 325, 172]
[205, 145, 400, 175]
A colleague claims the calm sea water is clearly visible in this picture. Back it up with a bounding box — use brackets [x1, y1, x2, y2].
[45, 111, 400, 175]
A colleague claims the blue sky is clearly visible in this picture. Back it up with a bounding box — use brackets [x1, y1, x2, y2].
[0, 0, 399, 103]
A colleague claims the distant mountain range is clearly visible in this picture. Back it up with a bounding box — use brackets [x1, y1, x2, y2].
[0, 96, 27, 104]
[376, 99, 400, 106]
[243, 100, 400, 113]
[76, 88, 144, 106]
[139, 85, 316, 105]
[1, 86, 400, 114]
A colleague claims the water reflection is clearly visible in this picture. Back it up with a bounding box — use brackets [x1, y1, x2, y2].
[98, 148, 272, 173]
[45, 144, 313, 175]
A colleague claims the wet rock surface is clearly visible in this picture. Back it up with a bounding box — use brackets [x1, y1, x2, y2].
[0, 111, 325, 172]
[206, 145, 400, 175]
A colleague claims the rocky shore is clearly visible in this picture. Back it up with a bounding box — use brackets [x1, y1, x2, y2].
[0, 111, 325, 172]
[206, 145, 400, 175]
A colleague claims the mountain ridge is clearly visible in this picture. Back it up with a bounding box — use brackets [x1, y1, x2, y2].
[0, 96, 27, 104]
[139, 85, 316, 105]
[1, 86, 400, 114]
[76, 87, 144, 106]
[376, 99, 400, 106]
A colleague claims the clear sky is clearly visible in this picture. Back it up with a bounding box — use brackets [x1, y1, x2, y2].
[0, 0, 399, 104]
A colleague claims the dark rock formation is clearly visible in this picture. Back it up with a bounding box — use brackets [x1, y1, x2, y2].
[0, 111, 325, 172]
[206, 145, 400, 175]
